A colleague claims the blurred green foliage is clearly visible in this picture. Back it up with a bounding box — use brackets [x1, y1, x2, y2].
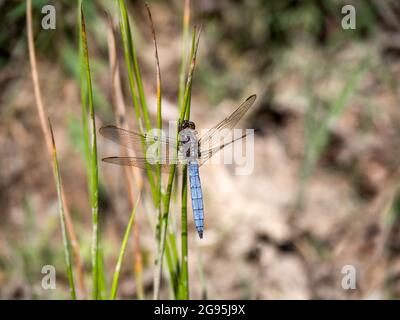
[196, 0, 378, 104]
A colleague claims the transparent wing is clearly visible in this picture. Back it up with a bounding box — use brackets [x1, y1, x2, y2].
[102, 156, 178, 173]
[100, 125, 184, 171]
[199, 95, 256, 152]
[99, 125, 178, 157]
[199, 131, 254, 166]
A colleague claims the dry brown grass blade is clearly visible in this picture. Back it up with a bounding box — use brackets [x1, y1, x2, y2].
[26, 0, 86, 299]
[184, 0, 190, 28]
[145, 4, 161, 112]
[107, 15, 143, 192]
[145, 3, 165, 299]
[107, 14, 145, 299]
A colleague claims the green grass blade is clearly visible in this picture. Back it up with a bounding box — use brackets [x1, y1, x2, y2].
[195, 244, 208, 299]
[167, 226, 181, 295]
[78, 2, 102, 300]
[130, 27, 152, 132]
[110, 195, 141, 300]
[177, 8, 194, 299]
[178, 165, 189, 300]
[49, 121, 76, 300]
[133, 225, 145, 299]
[180, 27, 201, 121]
[178, 0, 191, 110]
[118, 0, 157, 201]
[97, 235, 107, 299]
[144, 3, 181, 299]
[183, 22, 196, 117]
[117, 0, 143, 127]
[153, 26, 201, 300]
[106, 14, 147, 300]
[78, 4, 91, 170]
[145, 3, 163, 245]
[118, 1, 181, 299]
[118, 0, 152, 131]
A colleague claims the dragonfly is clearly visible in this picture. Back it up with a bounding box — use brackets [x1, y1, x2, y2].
[100, 94, 257, 239]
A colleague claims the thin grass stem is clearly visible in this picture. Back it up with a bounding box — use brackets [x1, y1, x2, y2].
[177, 7, 195, 300]
[27, 0, 85, 298]
[118, 0, 157, 201]
[153, 26, 201, 300]
[49, 121, 77, 300]
[106, 14, 145, 300]
[79, 3, 101, 299]
[178, 166, 189, 299]
[178, 0, 191, 109]
[110, 195, 141, 299]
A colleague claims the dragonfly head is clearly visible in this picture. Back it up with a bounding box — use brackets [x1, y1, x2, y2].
[180, 120, 196, 131]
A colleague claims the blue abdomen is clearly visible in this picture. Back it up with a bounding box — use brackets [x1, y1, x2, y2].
[188, 161, 204, 238]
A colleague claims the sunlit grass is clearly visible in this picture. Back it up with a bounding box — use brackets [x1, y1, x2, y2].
[27, 0, 200, 300]
[78, 0, 103, 299]
[83, 0, 198, 299]
[110, 195, 141, 299]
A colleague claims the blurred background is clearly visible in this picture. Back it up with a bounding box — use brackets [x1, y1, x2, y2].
[2, 0, 400, 299]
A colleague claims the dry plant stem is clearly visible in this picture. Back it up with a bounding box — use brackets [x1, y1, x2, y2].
[26, 0, 86, 299]
[107, 17, 145, 299]
[107, 16, 143, 190]
[145, 4, 165, 294]
[145, 3, 162, 232]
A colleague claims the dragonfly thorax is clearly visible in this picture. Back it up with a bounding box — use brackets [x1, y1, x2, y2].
[179, 127, 200, 161]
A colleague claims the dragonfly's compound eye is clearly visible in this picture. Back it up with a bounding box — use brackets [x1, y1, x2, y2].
[179, 120, 188, 131]
[180, 120, 196, 131]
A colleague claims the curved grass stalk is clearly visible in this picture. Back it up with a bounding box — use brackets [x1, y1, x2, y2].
[78, 2, 102, 299]
[27, 0, 85, 298]
[145, 3, 181, 299]
[178, 0, 191, 109]
[110, 195, 141, 299]
[49, 121, 76, 300]
[118, 0, 157, 201]
[106, 14, 145, 300]
[145, 3, 163, 248]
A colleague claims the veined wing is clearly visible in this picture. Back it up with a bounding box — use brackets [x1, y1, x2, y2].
[199, 95, 256, 152]
[199, 130, 254, 166]
[102, 156, 183, 173]
[99, 125, 178, 157]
